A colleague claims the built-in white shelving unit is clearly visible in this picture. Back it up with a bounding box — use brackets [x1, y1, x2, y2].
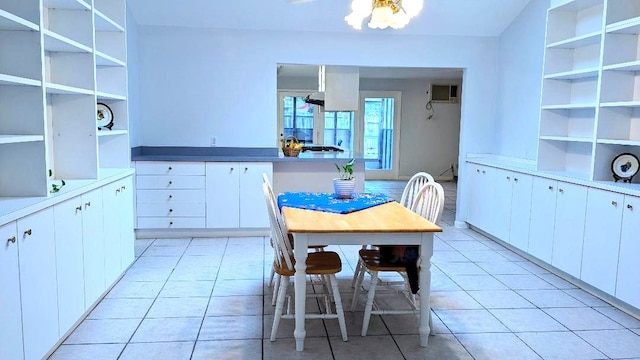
[0, 0, 129, 197]
[539, 0, 640, 186]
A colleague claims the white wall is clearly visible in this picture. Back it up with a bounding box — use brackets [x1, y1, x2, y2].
[277, 76, 461, 179]
[131, 25, 500, 223]
[495, 0, 548, 160]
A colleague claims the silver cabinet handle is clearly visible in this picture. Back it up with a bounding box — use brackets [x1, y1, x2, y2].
[24, 229, 32, 236]
[628, 204, 634, 210]
[76, 205, 82, 211]
[558, 188, 564, 193]
[514, 178, 518, 182]
[506, 176, 511, 180]
[85, 201, 91, 207]
[7, 236, 16, 244]
[548, 186, 553, 190]
[612, 200, 618, 206]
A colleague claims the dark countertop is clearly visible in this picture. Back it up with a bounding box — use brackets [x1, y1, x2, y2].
[131, 146, 363, 162]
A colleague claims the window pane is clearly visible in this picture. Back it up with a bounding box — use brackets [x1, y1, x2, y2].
[363, 98, 394, 170]
[323, 111, 354, 150]
[283, 96, 314, 143]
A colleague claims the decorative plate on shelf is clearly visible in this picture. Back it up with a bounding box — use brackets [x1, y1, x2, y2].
[611, 153, 639, 183]
[97, 102, 114, 130]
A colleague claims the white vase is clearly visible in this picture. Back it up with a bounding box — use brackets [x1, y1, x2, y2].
[333, 178, 355, 199]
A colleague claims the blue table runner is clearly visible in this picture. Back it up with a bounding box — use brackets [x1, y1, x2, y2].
[277, 192, 393, 214]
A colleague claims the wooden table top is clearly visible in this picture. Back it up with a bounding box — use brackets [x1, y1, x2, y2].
[281, 201, 442, 234]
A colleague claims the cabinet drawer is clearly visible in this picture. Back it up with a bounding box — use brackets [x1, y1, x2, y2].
[137, 190, 205, 204]
[136, 161, 205, 176]
[136, 203, 205, 217]
[137, 217, 206, 229]
[136, 175, 205, 190]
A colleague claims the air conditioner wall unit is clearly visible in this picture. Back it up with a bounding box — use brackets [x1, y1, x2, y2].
[430, 84, 459, 103]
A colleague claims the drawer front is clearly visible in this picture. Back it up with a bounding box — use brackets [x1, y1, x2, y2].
[135, 161, 205, 176]
[136, 203, 205, 217]
[136, 175, 205, 190]
[137, 190, 205, 204]
[137, 217, 206, 229]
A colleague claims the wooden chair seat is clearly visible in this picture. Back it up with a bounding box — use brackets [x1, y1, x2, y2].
[274, 251, 342, 277]
[358, 249, 406, 272]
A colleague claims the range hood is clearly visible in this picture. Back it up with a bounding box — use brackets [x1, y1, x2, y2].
[304, 65, 360, 111]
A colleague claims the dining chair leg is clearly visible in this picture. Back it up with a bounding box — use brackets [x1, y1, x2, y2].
[350, 245, 367, 288]
[270, 275, 289, 341]
[268, 266, 275, 287]
[271, 273, 281, 306]
[350, 264, 367, 312]
[329, 274, 348, 341]
[429, 310, 435, 336]
[361, 270, 379, 337]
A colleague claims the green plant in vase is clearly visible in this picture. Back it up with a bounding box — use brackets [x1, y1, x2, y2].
[333, 159, 355, 198]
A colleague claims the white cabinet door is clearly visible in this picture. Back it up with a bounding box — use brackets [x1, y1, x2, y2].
[466, 164, 494, 232]
[206, 162, 273, 228]
[509, 173, 533, 251]
[492, 168, 514, 242]
[551, 182, 588, 278]
[239, 162, 273, 228]
[206, 163, 240, 228]
[103, 181, 122, 286]
[581, 188, 624, 295]
[53, 197, 86, 336]
[0, 222, 24, 360]
[528, 177, 557, 263]
[616, 195, 640, 308]
[17, 208, 59, 360]
[82, 188, 106, 307]
[119, 177, 135, 270]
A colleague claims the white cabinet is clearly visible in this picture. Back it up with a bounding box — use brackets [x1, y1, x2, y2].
[551, 182, 588, 278]
[17, 207, 59, 360]
[103, 176, 134, 285]
[465, 163, 495, 232]
[492, 168, 515, 241]
[528, 177, 559, 263]
[507, 173, 534, 251]
[581, 188, 624, 294]
[81, 188, 106, 307]
[206, 162, 273, 228]
[616, 195, 640, 308]
[53, 197, 87, 336]
[0, 0, 129, 199]
[135, 161, 206, 229]
[538, 0, 640, 183]
[0, 222, 24, 360]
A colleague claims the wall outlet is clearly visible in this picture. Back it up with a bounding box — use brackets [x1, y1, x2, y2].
[210, 136, 217, 147]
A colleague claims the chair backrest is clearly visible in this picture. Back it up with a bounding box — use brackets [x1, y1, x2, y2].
[400, 172, 435, 209]
[262, 182, 294, 271]
[411, 182, 445, 225]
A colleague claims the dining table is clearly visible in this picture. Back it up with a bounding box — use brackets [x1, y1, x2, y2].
[280, 196, 442, 351]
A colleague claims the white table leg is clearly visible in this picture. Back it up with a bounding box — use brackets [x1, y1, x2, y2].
[293, 233, 308, 351]
[419, 232, 434, 347]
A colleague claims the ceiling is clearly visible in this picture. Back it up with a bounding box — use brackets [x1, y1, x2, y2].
[127, 0, 532, 37]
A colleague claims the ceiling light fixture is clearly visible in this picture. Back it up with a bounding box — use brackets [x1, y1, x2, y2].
[345, 0, 423, 30]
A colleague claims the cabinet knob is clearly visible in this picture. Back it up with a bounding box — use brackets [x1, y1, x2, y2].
[168, 195, 173, 199]
[628, 204, 634, 210]
[244, 167, 248, 172]
[514, 178, 518, 182]
[169, 221, 174, 226]
[85, 201, 91, 207]
[76, 205, 82, 211]
[482, 170, 486, 174]
[169, 208, 173, 212]
[24, 229, 32, 236]
[506, 176, 511, 180]
[116, 189, 120, 194]
[230, 167, 234, 172]
[476, 169, 480, 173]
[558, 188, 564, 193]
[168, 181, 173, 185]
[121, 186, 126, 191]
[612, 200, 618, 206]
[7, 236, 16, 244]
[548, 186, 553, 190]
[168, 166, 172, 171]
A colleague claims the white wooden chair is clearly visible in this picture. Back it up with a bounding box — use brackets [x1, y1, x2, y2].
[262, 173, 326, 306]
[350, 172, 435, 288]
[262, 183, 348, 342]
[351, 182, 445, 336]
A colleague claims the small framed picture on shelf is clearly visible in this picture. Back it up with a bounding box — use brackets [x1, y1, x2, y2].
[97, 102, 114, 130]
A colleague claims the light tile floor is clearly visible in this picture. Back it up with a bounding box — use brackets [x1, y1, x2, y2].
[49, 181, 640, 360]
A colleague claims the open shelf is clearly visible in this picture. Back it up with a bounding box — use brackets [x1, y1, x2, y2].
[544, 67, 600, 80]
[601, 101, 640, 108]
[550, 0, 603, 12]
[95, 51, 125, 67]
[542, 103, 597, 110]
[43, 29, 92, 53]
[45, 82, 93, 95]
[0, 74, 41, 87]
[547, 31, 602, 49]
[0, 135, 44, 145]
[0, 9, 39, 31]
[539, 135, 593, 142]
[97, 130, 127, 137]
[42, 0, 91, 10]
[597, 139, 640, 146]
[603, 61, 640, 72]
[96, 91, 126, 101]
[607, 17, 640, 34]
[94, 10, 123, 32]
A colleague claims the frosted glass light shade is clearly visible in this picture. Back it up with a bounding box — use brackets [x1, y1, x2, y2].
[402, 0, 423, 18]
[368, 6, 393, 29]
